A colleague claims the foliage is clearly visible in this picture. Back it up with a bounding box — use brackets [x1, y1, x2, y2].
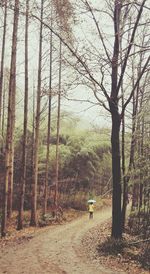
[13, 119, 112, 209]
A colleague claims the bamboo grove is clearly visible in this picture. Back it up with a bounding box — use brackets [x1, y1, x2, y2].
[0, 0, 150, 239]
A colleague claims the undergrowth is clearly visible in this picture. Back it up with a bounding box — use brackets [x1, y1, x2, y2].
[97, 237, 127, 255]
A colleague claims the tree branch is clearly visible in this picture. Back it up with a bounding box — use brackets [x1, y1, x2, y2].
[121, 55, 150, 118]
[128, 238, 150, 246]
[85, 0, 111, 63]
[116, 0, 147, 95]
[31, 13, 110, 104]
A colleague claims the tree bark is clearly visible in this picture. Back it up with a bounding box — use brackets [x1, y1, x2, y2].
[121, 112, 128, 231]
[54, 39, 62, 207]
[0, 0, 7, 132]
[110, 0, 122, 239]
[110, 105, 122, 238]
[2, 78, 6, 140]
[30, 0, 43, 226]
[1, 0, 19, 237]
[17, 0, 29, 230]
[44, 28, 53, 215]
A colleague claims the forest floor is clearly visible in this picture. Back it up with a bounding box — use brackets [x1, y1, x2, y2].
[0, 205, 149, 274]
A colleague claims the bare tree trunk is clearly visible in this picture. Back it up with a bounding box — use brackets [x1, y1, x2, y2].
[0, 0, 7, 132]
[139, 117, 144, 208]
[44, 28, 53, 215]
[1, 0, 19, 237]
[137, 55, 146, 210]
[130, 50, 144, 211]
[120, 15, 131, 230]
[2, 79, 6, 140]
[110, 109, 122, 238]
[30, 0, 44, 226]
[54, 39, 62, 208]
[17, 0, 29, 230]
[7, 142, 14, 218]
[1, 69, 9, 141]
[121, 90, 128, 231]
[31, 80, 35, 192]
[110, 0, 122, 239]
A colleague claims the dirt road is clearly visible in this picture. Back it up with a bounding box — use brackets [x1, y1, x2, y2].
[0, 208, 120, 274]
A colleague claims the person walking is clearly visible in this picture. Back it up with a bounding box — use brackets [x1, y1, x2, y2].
[88, 202, 94, 219]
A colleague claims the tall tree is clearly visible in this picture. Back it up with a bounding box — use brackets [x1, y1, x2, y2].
[0, 0, 8, 134]
[120, 7, 131, 231]
[54, 39, 62, 207]
[1, 0, 19, 236]
[109, 0, 122, 238]
[44, 26, 53, 215]
[17, 0, 29, 230]
[30, 0, 44, 226]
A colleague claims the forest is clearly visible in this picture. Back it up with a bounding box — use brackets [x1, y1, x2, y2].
[0, 0, 150, 271]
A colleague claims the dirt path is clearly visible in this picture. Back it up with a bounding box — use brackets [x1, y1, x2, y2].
[0, 208, 122, 274]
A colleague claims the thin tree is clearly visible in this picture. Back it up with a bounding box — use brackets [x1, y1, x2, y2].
[0, 0, 7, 134]
[17, 0, 29, 230]
[54, 39, 62, 208]
[2, 77, 6, 140]
[30, 0, 44, 226]
[1, 0, 19, 237]
[120, 10, 132, 231]
[44, 27, 53, 215]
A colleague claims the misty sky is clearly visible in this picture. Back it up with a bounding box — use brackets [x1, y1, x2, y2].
[0, 1, 118, 129]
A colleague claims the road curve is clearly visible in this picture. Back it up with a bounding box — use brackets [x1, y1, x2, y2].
[0, 208, 121, 274]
